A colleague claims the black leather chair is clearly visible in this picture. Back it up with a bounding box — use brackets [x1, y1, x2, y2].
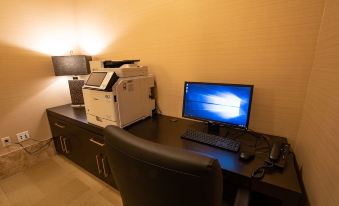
[104, 125, 249, 206]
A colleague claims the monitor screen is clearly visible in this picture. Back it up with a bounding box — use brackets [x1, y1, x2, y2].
[85, 72, 107, 87]
[182, 82, 253, 128]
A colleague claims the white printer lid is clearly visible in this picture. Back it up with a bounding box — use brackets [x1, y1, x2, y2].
[90, 60, 148, 78]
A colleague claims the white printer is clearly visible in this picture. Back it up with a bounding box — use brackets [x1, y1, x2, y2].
[82, 61, 155, 128]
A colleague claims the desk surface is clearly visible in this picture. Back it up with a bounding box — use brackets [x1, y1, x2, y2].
[47, 104, 302, 205]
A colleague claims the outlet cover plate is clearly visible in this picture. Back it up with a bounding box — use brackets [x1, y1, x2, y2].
[16, 131, 30, 142]
[1, 137, 11, 147]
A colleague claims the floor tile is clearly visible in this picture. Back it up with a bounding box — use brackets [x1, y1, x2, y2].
[0, 172, 43, 205]
[0, 155, 123, 206]
[24, 159, 73, 192]
[69, 190, 113, 206]
[99, 185, 123, 206]
[0, 186, 11, 206]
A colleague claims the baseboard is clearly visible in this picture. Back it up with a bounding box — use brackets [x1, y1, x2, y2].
[0, 139, 56, 180]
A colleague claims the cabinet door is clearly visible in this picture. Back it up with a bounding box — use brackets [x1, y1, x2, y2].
[48, 116, 69, 154]
[47, 114, 117, 189]
[48, 115, 87, 163]
[63, 125, 92, 168]
[101, 151, 118, 188]
[73, 128, 116, 187]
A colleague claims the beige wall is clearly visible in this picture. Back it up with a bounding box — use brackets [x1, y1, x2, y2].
[295, 0, 339, 205]
[0, 0, 325, 151]
[0, 0, 76, 155]
[1, 1, 338, 205]
[76, 0, 325, 145]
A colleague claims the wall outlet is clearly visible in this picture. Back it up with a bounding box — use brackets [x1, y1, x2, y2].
[1, 137, 12, 147]
[16, 131, 30, 142]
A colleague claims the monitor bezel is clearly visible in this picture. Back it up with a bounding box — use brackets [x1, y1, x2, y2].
[182, 81, 254, 129]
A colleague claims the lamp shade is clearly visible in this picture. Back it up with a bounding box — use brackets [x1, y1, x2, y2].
[51, 55, 92, 76]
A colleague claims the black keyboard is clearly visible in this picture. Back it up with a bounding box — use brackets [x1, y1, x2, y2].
[181, 129, 240, 152]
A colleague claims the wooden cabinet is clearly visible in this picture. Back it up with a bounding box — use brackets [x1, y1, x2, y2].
[48, 117, 70, 155]
[47, 104, 303, 206]
[47, 114, 117, 188]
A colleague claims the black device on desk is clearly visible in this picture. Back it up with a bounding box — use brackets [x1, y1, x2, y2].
[47, 104, 303, 206]
[181, 128, 240, 152]
[266, 141, 291, 169]
[181, 82, 254, 152]
[251, 141, 291, 179]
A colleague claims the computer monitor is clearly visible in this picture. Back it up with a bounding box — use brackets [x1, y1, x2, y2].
[182, 82, 253, 129]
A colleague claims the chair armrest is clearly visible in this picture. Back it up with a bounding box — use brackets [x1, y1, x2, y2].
[233, 188, 250, 206]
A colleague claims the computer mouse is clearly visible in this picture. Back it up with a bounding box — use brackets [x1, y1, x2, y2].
[239, 152, 255, 161]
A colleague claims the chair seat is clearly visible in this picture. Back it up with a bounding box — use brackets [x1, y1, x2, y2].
[104, 126, 250, 206]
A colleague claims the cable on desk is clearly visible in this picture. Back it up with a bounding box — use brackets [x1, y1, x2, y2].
[226, 128, 271, 153]
[155, 101, 162, 115]
[247, 130, 271, 150]
[230, 130, 248, 139]
[153, 81, 162, 115]
[252, 144, 294, 179]
[254, 146, 270, 155]
[251, 162, 274, 179]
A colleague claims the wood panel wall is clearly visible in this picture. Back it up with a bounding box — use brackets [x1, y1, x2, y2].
[295, 0, 339, 205]
[76, 0, 325, 145]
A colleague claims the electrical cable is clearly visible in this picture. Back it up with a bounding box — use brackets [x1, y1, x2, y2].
[155, 101, 162, 115]
[230, 130, 247, 139]
[153, 81, 162, 115]
[13, 139, 53, 155]
[30, 138, 52, 142]
[223, 128, 292, 179]
[225, 128, 271, 152]
[251, 162, 274, 179]
[247, 130, 271, 151]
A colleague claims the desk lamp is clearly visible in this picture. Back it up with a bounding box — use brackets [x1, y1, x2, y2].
[51, 55, 92, 107]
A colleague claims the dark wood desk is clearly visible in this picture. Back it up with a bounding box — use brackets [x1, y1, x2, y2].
[47, 104, 303, 206]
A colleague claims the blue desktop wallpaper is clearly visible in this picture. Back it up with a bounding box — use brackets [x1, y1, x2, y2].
[183, 83, 252, 127]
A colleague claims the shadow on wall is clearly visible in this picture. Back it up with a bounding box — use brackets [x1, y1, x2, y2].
[83, 0, 325, 145]
[0, 40, 71, 149]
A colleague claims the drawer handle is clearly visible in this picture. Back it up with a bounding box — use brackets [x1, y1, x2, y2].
[96, 154, 102, 175]
[63, 138, 70, 154]
[102, 157, 110, 178]
[54, 122, 66, 129]
[90, 138, 105, 147]
[59, 136, 65, 152]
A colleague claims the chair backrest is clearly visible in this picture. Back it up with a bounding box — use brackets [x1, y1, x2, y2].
[104, 125, 223, 206]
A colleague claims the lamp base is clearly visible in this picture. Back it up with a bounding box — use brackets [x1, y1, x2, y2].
[68, 79, 85, 106]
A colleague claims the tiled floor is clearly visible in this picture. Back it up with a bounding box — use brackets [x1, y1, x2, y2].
[0, 155, 123, 206]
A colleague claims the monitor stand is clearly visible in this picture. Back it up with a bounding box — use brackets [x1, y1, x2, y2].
[207, 122, 220, 135]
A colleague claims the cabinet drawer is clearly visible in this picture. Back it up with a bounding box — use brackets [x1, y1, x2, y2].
[72, 127, 117, 188]
[47, 113, 117, 189]
[48, 116, 69, 137]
